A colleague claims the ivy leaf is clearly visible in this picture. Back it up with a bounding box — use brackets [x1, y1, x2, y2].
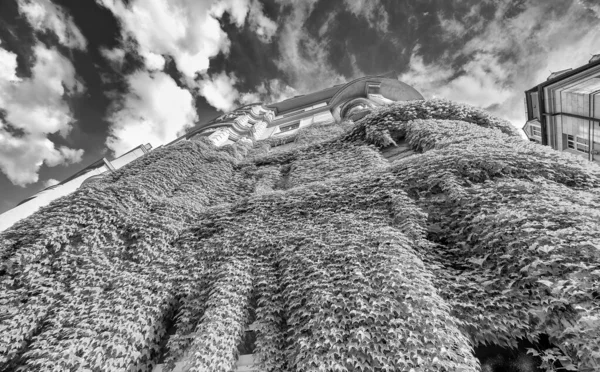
[467, 254, 490, 266]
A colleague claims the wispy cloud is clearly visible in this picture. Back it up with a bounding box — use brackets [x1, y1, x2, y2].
[272, 0, 344, 97]
[343, 0, 389, 33]
[0, 42, 84, 186]
[248, 0, 278, 43]
[400, 0, 600, 130]
[17, 0, 87, 50]
[43, 178, 60, 188]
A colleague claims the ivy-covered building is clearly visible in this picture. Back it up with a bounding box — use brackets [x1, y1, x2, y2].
[0, 73, 421, 233]
[1, 75, 600, 372]
[0, 143, 152, 233]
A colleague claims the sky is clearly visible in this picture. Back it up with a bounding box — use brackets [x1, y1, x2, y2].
[0, 0, 600, 214]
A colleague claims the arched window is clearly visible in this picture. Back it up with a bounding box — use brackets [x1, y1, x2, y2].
[339, 98, 375, 120]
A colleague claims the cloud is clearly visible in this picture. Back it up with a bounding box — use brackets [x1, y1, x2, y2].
[263, 79, 298, 104]
[96, 0, 276, 79]
[0, 48, 20, 83]
[17, 0, 87, 50]
[43, 178, 60, 187]
[579, 0, 600, 17]
[198, 72, 285, 111]
[1, 45, 83, 136]
[198, 72, 242, 112]
[400, 50, 512, 109]
[400, 0, 600, 131]
[106, 71, 197, 156]
[343, 0, 389, 33]
[100, 47, 126, 67]
[142, 51, 166, 71]
[437, 15, 467, 40]
[248, 0, 278, 43]
[274, 0, 345, 95]
[96, 0, 225, 77]
[0, 129, 83, 186]
[0, 43, 84, 186]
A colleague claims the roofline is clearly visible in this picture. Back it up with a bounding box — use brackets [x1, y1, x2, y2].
[328, 74, 391, 108]
[526, 57, 600, 92]
[266, 72, 400, 116]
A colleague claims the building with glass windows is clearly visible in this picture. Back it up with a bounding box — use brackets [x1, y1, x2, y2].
[523, 54, 600, 164]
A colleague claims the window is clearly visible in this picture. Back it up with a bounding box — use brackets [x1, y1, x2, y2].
[366, 82, 381, 95]
[577, 137, 589, 153]
[278, 122, 300, 133]
[567, 134, 589, 153]
[531, 126, 541, 137]
[567, 135, 575, 149]
[235, 296, 258, 371]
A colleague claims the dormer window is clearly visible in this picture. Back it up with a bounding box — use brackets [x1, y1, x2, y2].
[366, 82, 381, 95]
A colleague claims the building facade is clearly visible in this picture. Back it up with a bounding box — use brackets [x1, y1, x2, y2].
[523, 54, 600, 164]
[176, 72, 423, 146]
[0, 73, 422, 233]
[3, 71, 600, 372]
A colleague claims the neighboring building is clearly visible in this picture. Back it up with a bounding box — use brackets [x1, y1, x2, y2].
[0, 143, 152, 232]
[523, 54, 600, 164]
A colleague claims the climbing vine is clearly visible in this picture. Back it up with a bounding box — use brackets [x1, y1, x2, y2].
[1, 100, 599, 372]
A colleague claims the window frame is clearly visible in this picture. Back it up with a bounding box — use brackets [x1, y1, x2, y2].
[276, 122, 300, 134]
[567, 134, 575, 149]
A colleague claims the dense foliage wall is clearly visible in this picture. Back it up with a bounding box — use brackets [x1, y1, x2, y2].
[1, 99, 599, 372]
